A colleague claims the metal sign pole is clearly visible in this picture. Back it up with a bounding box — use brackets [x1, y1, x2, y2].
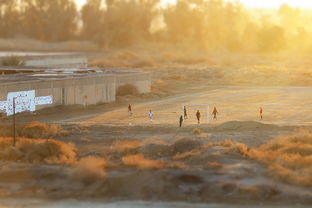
[13, 97, 16, 147]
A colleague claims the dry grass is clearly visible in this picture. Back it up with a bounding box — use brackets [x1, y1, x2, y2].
[116, 84, 139, 96]
[80, 137, 92, 143]
[122, 154, 165, 169]
[173, 150, 201, 160]
[192, 128, 202, 135]
[0, 121, 67, 139]
[0, 137, 77, 164]
[71, 156, 108, 184]
[207, 161, 223, 167]
[20, 121, 67, 139]
[110, 140, 144, 151]
[166, 161, 190, 170]
[202, 130, 312, 187]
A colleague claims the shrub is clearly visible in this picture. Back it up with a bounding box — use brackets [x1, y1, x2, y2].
[192, 128, 201, 135]
[19, 121, 67, 139]
[122, 154, 165, 169]
[116, 84, 139, 96]
[1, 56, 25, 66]
[0, 137, 77, 164]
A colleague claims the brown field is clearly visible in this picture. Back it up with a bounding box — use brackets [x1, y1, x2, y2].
[1, 51, 312, 207]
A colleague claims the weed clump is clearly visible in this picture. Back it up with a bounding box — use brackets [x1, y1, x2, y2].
[20, 121, 67, 139]
[0, 137, 77, 164]
[116, 84, 139, 96]
[192, 128, 201, 135]
[71, 156, 108, 185]
[122, 154, 165, 169]
[202, 130, 312, 187]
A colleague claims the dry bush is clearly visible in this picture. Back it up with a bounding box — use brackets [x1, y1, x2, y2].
[71, 156, 107, 185]
[169, 74, 187, 81]
[115, 51, 138, 60]
[173, 150, 201, 160]
[132, 58, 155, 68]
[122, 154, 165, 169]
[192, 128, 201, 135]
[1, 56, 25, 66]
[110, 140, 143, 151]
[19, 121, 67, 139]
[207, 161, 222, 167]
[0, 137, 77, 164]
[167, 161, 190, 170]
[0, 123, 13, 137]
[160, 53, 212, 66]
[202, 130, 312, 187]
[116, 84, 139, 96]
[80, 137, 92, 143]
[172, 138, 202, 154]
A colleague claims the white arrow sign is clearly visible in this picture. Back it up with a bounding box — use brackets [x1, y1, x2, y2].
[0, 90, 53, 116]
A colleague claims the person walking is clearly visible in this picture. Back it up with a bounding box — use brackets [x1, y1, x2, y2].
[149, 110, 153, 122]
[259, 107, 263, 120]
[196, 110, 201, 124]
[184, 106, 188, 119]
[128, 104, 132, 115]
[212, 107, 218, 120]
[179, 115, 184, 127]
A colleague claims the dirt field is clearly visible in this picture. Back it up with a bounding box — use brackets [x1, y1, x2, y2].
[1, 53, 312, 207]
[1, 85, 312, 207]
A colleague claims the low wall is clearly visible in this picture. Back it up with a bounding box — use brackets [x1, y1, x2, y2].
[0, 70, 151, 114]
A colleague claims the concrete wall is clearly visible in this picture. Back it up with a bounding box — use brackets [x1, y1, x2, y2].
[0, 74, 116, 110]
[0, 71, 151, 114]
[116, 72, 151, 93]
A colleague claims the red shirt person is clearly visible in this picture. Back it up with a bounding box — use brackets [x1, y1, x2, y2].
[212, 107, 218, 120]
[128, 104, 132, 115]
[259, 107, 263, 120]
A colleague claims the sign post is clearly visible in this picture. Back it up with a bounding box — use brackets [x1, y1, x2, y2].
[12, 97, 16, 147]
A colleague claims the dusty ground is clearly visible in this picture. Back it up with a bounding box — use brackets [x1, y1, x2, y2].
[1, 53, 312, 207]
[1, 86, 312, 207]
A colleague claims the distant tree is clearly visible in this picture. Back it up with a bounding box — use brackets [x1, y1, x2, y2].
[81, 0, 160, 48]
[0, 0, 21, 38]
[22, 0, 78, 41]
[81, 0, 105, 41]
[257, 25, 286, 52]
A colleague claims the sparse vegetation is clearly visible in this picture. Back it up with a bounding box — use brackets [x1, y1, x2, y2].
[20, 121, 68, 139]
[116, 84, 139, 96]
[201, 130, 312, 187]
[192, 128, 201, 135]
[0, 137, 77, 164]
[122, 154, 165, 169]
[0, 121, 67, 139]
[1, 56, 24, 66]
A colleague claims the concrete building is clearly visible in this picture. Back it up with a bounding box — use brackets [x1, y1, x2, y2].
[0, 68, 151, 115]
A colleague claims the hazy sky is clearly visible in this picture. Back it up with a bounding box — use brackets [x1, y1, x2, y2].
[75, 0, 312, 8]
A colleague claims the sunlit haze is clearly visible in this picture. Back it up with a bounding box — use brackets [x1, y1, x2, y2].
[76, 0, 312, 8]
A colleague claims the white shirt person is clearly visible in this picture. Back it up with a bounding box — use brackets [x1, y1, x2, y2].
[149, 110, 153, 121]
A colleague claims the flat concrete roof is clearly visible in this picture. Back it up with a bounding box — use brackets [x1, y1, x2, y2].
[0, 72, 113, 84]
[0, 51, 84, 58]
[0, 67, 148, 84]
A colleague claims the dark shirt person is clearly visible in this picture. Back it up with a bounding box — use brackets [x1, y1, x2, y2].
[196, 110, 201, 124]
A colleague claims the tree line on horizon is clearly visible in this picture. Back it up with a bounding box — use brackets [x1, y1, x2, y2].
[0, 0, 312, 52]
